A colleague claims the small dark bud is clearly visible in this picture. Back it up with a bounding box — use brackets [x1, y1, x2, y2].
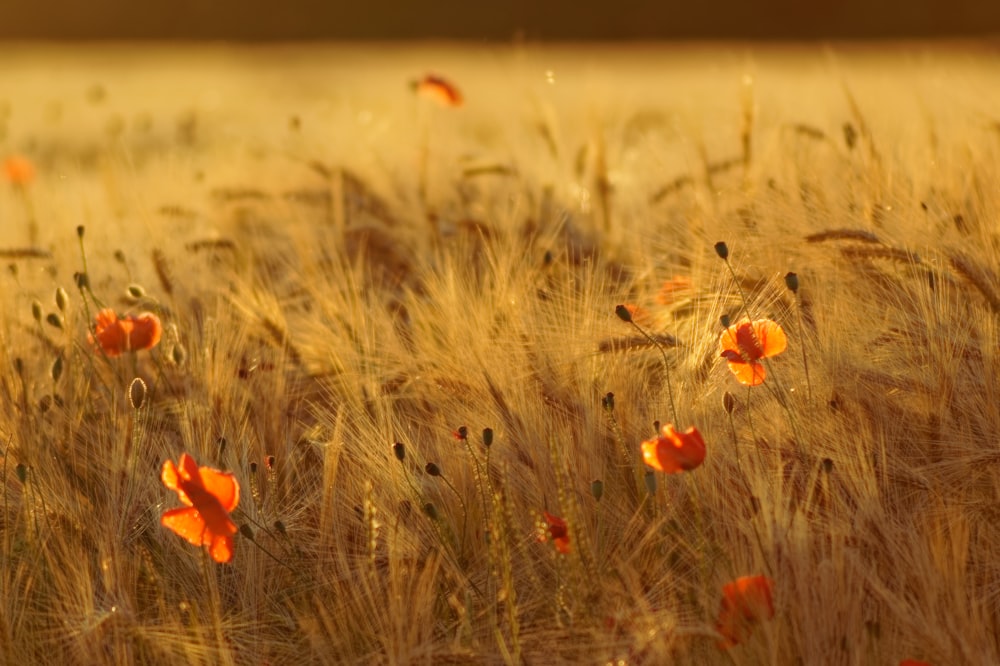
[126, 284, 146, 299]
[455, 426, 468, 441]
[50, 355, 64, 383]
[76, 225, 85, 238]
[114, 249, 127, 264]
[720, 313, 731, 328]
[45, 313, 63, 330]
[74, 272, 90, 289]
[425, 462, 441, 476]
[652, 420, 660, 434]
[31, 300, 42, 323]
[602, 392, 615, 411]
[171, 343, 187, 365]
[714, 241, 729, 259]
[239, 524, 255, 540]
[482, 428, 493, 447]
[591, 479, 604, 502]
[392, 442, 406, 461]
[822, 458, 834, 474]
[39, 395, 52, 413]
[784, 272, 799, 294]
[249, 461, 258, 474]
[15, 464, 27, 483]
[644, 469, 657, 495]
[723, 392, 735, 414]
[274, 520, 287, 535]
[423, 502, 439, 520]
[265, 455, 276, 470]
[13, 358, 23, 375]
[614, 304, 632, 323]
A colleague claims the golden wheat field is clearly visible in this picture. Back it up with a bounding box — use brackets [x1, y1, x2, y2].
[1, 42, 999, 665]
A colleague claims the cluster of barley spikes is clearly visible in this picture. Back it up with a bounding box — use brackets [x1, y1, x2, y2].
[1, 46, 999, 665]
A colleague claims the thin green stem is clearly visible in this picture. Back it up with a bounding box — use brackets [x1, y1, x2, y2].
[627, 319, 679, 425]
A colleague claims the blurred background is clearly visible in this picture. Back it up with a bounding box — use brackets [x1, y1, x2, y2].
[2, 0, 999, 40]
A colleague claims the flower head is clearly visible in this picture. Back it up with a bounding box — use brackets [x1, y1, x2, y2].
[640, 424, 706, 474]
[161, 453, 240, 563]
[88, 308, 162, 356]
[3, 155, 35, 186]
[538, 511, 570, 554]
[716, 575, 775, 648]
[413, 74, 463, 107]
[719, 318, 787, 386]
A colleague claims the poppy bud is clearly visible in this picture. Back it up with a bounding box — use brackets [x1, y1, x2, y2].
[114, 249, 127, 264]
[127, 284, 146, 299]
[822, 458, 834, 473]
[31, 300, 42, 323]
[171, 343, 187, 365]
[723, 392, 735, 414]
[239, 524, 255, 540]
[602, 392, 615, 411]
[714, 241, 729, 259]
[591, 479, 604, 502]
[644, 469, 657, 495]
[425, 462, 441, 476]
[720, 314, 731, 328]
[48, 355, 62, 382]
[76, 225, 85, 238]
[74, 272, 89, 289]
[614, 304, 632, 323]
[392, 442, 406, 461]
[274, 520, 286, 535]
[55, 287, 68, 312]
[265, 455, 276, 471]
[784, 272, 799, 294]
[249, 461, 258, 474]
[482, 428, 493, 447]
[46, 313, 63, 330]
[15, 464, 27, 483]
[454, 426, 468, 441]
[423, 502, 439, 520]
[128, 377, 147, 410]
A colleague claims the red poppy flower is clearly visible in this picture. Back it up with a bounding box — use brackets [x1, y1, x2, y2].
[161, 453, 240, 564]
[655, 275, 693, 305]
[719, 318, 787, 386]
[2, 155, 35, 186]
[414, 74, 463, 107]
[88, 308, 162, 356]
[640, 424, 706, 474]
[539, 511, 570, 554]
[716, 575, 775, 648]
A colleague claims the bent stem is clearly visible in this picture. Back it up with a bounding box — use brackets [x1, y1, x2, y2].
[626, 318, 679, 425]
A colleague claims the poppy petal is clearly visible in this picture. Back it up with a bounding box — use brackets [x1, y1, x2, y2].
[127, 313, 162, 352]
[161, 459, 194, 506]
[754, 319, 787, 358]
[161, 507, 207, 546]
[727, 359, 766, 386]
[209, 533, 235, 563]
[198, 467, 240, 513]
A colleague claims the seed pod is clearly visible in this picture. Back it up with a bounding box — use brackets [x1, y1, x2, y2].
[784, 272, 799, 294]
[50, 354, 64, 382]
[482, 428, 493, 447]
[591, 479, 604, 502]
[128, 377, 147, 410]
[714, 241, 729, 259]
[424, 462, 441, 477]
[614, 304, 632, 323]
[55, 287, 69, 312]
[392, 442, 406, 461]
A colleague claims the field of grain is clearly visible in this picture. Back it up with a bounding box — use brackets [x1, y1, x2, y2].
[1, 43, 998, 664]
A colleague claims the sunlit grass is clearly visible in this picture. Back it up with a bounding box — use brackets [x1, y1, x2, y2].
[0, 42, 998, 664]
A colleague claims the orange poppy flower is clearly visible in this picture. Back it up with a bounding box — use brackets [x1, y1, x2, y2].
[655, 275, 693, 305]
[640, 424, 706, 474]
[88, 308, 162, 356]
[2, 155, 35, 186]
[539, 511, 570, 554]
[719, 318, 787, 386]
[161, 453, 240, 564]
[414, 74, 463, 107]
[716, 575, 775, 648]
